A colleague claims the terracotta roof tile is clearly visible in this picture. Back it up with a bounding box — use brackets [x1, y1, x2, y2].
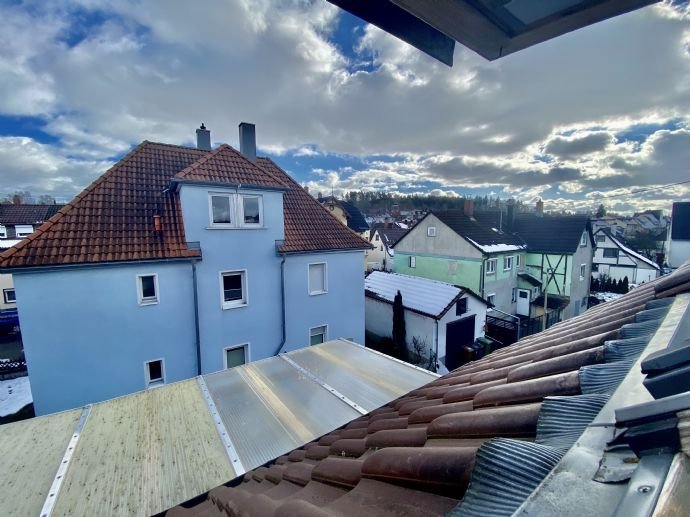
[0, 143, 369, 269]
[0, 204, 65, 225]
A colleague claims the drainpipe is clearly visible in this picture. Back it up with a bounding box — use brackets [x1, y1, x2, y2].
[434, 319, 439, 373]
[480, 259, 486, 299]
[274, 253, 287, 355]
[191, 259, 202, 375]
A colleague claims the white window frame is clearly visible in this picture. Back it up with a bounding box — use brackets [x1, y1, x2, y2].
[409, 256, 416, 268]
[3, 288, 16, 304]
[580, 232, 588, 247]
[309, 324, 328, 346]
[136, 273, 159, 306]
[308, 262, 328, 296]
[220, 269, 248, 309]
[427, 226, 437, 237]
[516, 254, 521, 267]
[503, 256, 514, 271]
[15, 225, 33, 238]
[486, 258, 497, 275]
[240, 195, 263, 228]
[144, 358, 165, 388]
[487, 293, 496, 305]
[209, 192, 236, 227]
[511, 287, 517, 303]
[596, 234, 606, 243]
[580, 264, 586, 281]
[223, 343, 250, 369]
[0, 225, 6, 239]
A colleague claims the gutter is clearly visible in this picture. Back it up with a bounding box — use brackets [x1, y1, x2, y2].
[2, 256, 199, 274]
[191, 259, 202, 376]
[274, 253, 287, 355]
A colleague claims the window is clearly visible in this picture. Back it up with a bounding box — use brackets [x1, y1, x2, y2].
[210, 194, 233, 225]
[242, 196, 262, 226]
[580, 264, 586, 280]
[427, 226, 436, 237]
[511, 288, 517, 303]
[603, 248, 619, 259]
[0, 225, 6, 239]
[224, 344, 248, 369]
[516, 254, 521, 267]
[209, 193, 263, 227]
[15, 225, 33, 238]
[581, 297, 588, 307]
[145, 359, 165, 388]
[310, 325, 327, 346]
[221, 270, 247, 309]
[137, 274, 158, 305]
[533, 287, 539, 296]
[3, 289, 15, 304]
[580, 232, 588, 247]
[592, 264, 599, 272]
[503, 256, 513, 271]
[486, 258, 496, 274]
[380, 245, 383, 251]
[487, 293, 496, 305]
[308, 263, 327, 295]
[409, 256, 416, 268]
[375, 234, 379, 241]
[596, 234, 606, 243]
[456, 297, 467, 316]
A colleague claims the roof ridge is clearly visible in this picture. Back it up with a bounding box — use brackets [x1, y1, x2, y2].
[0, 141, 152, 263]
[174, 144, 231, 180]
[143, 140, 209, 153]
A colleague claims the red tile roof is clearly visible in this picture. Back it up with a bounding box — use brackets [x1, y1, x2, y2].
[0, 204, 65, 225]
[165, 265, 690, 516]
[175, 145, 286, 190]
[0, 142, 369, 268]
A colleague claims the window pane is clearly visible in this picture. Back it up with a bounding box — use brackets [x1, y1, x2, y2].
[309, 264, 325, 293]
[243, 197, 260, 224]
[223, 273, 243, 302]
[226, 347, 246, 368]
[148, 360, 162, 381]
[310, 326, 326, 346]
[141, 276, 156, 299]
[212, 196, 232, 224]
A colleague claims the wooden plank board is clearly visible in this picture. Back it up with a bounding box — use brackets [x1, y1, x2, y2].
[52, 379, 234, 517]
[0, 409, 81, 516]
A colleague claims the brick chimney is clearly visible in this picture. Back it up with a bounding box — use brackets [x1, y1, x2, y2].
[463, 199, 474, 218]
[196, 123, 211, 151]
[239, 122, 256, 162]
[536, 199, 544, 218]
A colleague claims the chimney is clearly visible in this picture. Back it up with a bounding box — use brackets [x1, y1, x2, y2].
[304, 185, 309, 194]
[384, 216, 390, 229]
[536, 199, 544, 218]
[506, 198, 515, 230]
[239, 122, 256, 162]
[196, 123, 211, 151]
[463, 198, 474, 218]
[152, 214, 162, 232]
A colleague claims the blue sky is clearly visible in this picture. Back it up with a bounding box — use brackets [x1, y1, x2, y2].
[0, 1, 689, 214]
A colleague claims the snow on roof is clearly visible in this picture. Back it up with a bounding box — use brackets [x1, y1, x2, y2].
[466, 238, 526, 254]
[365, 271, 484, 318]
[0, 240, 22, 249]
[607, 232, 660, 269]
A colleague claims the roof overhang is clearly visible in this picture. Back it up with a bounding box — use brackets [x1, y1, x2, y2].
[329, 0, 659, 64]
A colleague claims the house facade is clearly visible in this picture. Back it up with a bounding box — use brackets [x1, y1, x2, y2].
[0, 124, 369, 415]
[366, 224, 407, 271]
[669, 202, 690, 269]
[593, 229, 660, 284]
[364, 271, 487, 371]
[393, 205, 526, 315]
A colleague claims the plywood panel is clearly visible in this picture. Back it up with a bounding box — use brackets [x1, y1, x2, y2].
[0, 409, 81, 516]
[52, 380, 234, 517]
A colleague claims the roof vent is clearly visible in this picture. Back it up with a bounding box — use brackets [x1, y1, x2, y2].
[196, 123, 211, 151]
[239, 122, 256, 162]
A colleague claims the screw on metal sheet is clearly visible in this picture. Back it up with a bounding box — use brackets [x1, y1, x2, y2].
[637, 485, 653, 494]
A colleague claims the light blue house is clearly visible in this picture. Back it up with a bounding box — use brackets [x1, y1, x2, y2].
[0, 123, 370, 415]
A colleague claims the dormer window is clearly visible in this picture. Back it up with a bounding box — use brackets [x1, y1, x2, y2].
[209, 193, 263, 228]
[0, 225, 6, 239]
[15, 225, 33, 238]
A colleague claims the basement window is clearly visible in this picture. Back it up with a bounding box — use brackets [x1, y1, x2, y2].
[310, 325, 327, 346]
[3, 288, 16, 304]
[145, 359, 165, 388]
[224, 344, 249, 369]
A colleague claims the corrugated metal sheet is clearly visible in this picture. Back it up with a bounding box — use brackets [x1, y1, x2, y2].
[0, 340, 436, 517]
[449, 438, 564, 517]
[604, 336, 652, 362]
[536, 394, 610, 450]
[365, 271, 463, 318]
[580, 360, 636, 394]
[618, 319, 663, 339]
[634, 307, 669, 322]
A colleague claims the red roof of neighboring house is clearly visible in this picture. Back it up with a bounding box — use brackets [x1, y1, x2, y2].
[0, 204, 65, 225]
[0, 142, 369, 268]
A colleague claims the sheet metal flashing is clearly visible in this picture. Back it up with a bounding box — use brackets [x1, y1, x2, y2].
[516, 294, 690, 517]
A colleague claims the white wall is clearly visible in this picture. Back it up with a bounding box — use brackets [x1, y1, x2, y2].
[669, 240, 690, 269]
[0, 273, 15, 311]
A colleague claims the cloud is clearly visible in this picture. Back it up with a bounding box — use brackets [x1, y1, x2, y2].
[543, 132, 614, 159]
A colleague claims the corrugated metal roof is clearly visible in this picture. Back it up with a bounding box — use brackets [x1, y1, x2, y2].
[365, 271, 480, 318]
[0, 340, 436, 517]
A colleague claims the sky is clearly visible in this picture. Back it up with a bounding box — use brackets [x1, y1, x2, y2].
[0, 0, 689, 214]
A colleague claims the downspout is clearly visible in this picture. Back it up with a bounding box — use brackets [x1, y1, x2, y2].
[274, 253, 287, 355]
[480, 258, 486, 299]
[434, 319, 439, 373]
[192, 259, 202, 375]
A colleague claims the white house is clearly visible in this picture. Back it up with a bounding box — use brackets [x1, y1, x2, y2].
[593, 228, 659, 283]
[366, 224, 407, 272]
[364, 271, 487, 371]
